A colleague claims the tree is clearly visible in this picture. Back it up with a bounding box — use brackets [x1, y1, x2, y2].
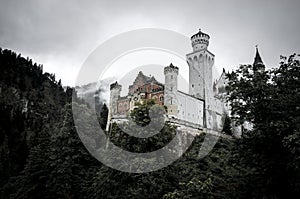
[226, 54, 300, 198]
[99, 103, 108, 130]
[88, 99, 245, 198]
[222, 114, 232, 136]
[0, 48, 72, 195]
[3, 103, 101, 199]
[46, 103, 101, 198]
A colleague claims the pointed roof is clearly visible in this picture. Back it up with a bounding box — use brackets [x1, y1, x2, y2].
[132, 71, 163, 86]
[253, 46, 264, 66]
[191, 28, 210, 39]
[253, 46, 265, 71]
[168, 62, 179, 69]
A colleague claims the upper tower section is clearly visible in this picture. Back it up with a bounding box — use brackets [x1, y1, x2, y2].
[187, 29, 214, 100]
[110, 81, 122, 92]
[164, 63, 179, 92]
[164, 63, 179, 76]
[191, 29, 210, 52]
[164, 63, 179, 116]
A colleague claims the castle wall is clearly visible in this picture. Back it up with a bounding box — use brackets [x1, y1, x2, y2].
[176, 91, 204, 126]
[205, 96, 226, 131]
[150, 91, 164, 105]
[117, 98, 130, 114]
[187, 50, 214, 100]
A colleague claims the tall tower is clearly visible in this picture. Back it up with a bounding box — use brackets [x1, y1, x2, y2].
[164, 63, 179, 116]
[186, 29, 214, 100]
[106, 81, 122, 130]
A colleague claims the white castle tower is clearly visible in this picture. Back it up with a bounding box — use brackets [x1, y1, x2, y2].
[186, 29, 214, 100]
[164, 63, 179, 116]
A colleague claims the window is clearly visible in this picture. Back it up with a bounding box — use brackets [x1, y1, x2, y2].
[170, 97, 173, 105]
[170, 87, 173, 91]
[192, 84, 194, 88]
[171, 75, 173, 79]
[159, 95, 164, 102]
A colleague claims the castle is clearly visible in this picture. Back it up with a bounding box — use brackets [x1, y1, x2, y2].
[106, 29, 264, 134]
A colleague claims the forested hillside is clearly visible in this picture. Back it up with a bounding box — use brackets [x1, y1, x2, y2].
[0, 49, 299, 198]
[0, 49, 101, 198]
[0, 48, 72, 185]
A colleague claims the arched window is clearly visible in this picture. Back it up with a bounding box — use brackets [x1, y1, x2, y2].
[159, 95, 164, 102]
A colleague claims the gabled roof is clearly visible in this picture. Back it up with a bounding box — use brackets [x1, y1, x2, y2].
[132, 71, 163, 86]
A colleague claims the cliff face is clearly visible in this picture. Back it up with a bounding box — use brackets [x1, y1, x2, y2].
[0, 48, 72, 186]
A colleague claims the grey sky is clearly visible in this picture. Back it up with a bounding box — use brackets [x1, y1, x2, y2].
[0, 0, 299, 86]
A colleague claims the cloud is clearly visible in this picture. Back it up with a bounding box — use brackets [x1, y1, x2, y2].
[0, 0, 299, 86]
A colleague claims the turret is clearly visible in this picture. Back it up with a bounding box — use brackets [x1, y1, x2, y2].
[191, 29, 210, 52]
[164, 63, 179, 116]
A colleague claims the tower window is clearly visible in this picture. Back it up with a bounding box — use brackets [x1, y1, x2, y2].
[192, 84, 194, 88]
[171, 75, 173, 79]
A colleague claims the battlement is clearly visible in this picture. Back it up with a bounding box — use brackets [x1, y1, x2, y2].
[191, 29, 210, 51]
[110, 81, 122, 90]
[164, 63, 179, 75]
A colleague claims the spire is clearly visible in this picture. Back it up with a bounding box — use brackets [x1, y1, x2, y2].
[253, 45, 263, 66]
[253, 45, 265, 71]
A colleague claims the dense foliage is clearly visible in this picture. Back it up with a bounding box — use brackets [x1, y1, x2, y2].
[226, 54, 300, 198]
[0, 48, 72, 187]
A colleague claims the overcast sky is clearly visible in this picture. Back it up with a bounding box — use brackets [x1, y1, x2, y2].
[0, 0, 299, 86]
